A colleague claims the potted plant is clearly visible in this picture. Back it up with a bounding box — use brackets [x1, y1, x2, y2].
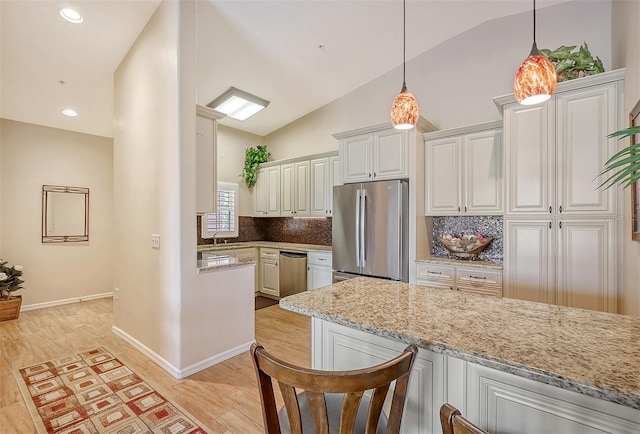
[540, 43, 604, 82]
[0, 259, 25, 321]
[240, 145, 271, 188]
[599, 126, 640, 189]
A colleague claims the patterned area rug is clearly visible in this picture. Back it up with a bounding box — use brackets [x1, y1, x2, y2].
[14, 347, 208, 434]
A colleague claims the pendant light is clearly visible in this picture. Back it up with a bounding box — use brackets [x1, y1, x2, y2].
[390, 0, 419, 129]
[514, 0, 557, 105]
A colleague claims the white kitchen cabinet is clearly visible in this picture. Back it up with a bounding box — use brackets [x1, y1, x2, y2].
[259, 248, 279, 296]
[254, 166, 281, 217]
[415, 261, 502, 297]
[195, 105, 224, 214]
[310, 156, 341, 217]
[504, 218, 616, 312]
[496, 70, 624, 313]
[281, 161, 310, 216]
[307, 251, 332, 290]
[425, 121, 503, 216]
[337, 125, 409, 184]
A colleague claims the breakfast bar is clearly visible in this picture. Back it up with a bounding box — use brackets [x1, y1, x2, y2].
[280, 277, 640, 434]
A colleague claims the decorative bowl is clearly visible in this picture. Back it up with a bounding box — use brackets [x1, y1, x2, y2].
[440, 234, 493, 259]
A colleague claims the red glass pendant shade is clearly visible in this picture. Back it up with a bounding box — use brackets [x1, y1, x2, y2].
[391, 83, 419, 130]
[514, 43, 557, 105]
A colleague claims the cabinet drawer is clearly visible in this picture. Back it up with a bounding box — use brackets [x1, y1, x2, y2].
[456, 267, 502, 287]
[416, 279, 454, 291]
[457, 285, 502, 297]
[234, 248, 257, 260]
[308, 251, 332, 266]
[416, 263, 455, 282]
[260, 248, 279, 260]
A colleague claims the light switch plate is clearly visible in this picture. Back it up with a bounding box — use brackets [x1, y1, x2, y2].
[151, 234, 160, 249]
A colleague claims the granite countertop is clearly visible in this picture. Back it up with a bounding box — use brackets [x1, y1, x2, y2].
[280, 277, 640, 409]
[197, 256, 256, 273]
[416, 255, 503, 269]
[197, 241, 332, 253]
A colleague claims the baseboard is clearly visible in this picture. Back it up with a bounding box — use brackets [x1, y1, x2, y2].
[179, 340, 256, 378]
[21, 292, 113, 312]
[112, 325, 254, 379]
[112, 325, 182, 379]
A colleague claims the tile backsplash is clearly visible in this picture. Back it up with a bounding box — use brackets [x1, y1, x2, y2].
[432, 216, 503, 262]
[197, 215, 332, 246]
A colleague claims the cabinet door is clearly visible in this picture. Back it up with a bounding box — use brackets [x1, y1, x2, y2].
[294, 161, 310, 216]
[280, 163, 295, 216]
[254, 167, 267, 216]
[463, 129, 503, 214]
[504, 103, 554, 215]
[341, 134, 372, 183]
[307, 265, 333, 290]
[425, 136, 461, 215]
[329, 155, 341, 216]
[260, 259, 279, 296]
[556, 84, 617, 216]
[195, 114, 216, 214]
[504, 220, 555, 304]
[373, 128, 408, 180]
[310, 158, 330, 216]
[265, 166, 281, 216]
[556, 219, 616, 313]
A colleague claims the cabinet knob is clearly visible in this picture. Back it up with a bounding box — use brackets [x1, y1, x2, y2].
[549, 206, 552, 214]
[559, 205, 563, 213]
[549, 222, 552, 229]
[373, 172, 376, 177]
[458, 206, 461, 213]
[464, 206, 467, 213]
[368, 173, 372, 178]
[559, 221, 562, 229]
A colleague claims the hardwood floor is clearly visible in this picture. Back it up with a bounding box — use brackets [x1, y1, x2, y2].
[0, 298, 311, 433]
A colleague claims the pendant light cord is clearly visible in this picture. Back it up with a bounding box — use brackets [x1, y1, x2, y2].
[402, 0, 406, 86]
[533, 0, 536, 44]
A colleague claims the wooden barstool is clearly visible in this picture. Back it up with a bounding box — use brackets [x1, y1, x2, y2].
[250, 343, 418, 434]
[440, 403, 488, 434]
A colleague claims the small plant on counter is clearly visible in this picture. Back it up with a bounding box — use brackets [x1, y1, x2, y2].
[240, 145, 271, 188]
[539, 42, 604, 82]
[0, 259, 24, 300]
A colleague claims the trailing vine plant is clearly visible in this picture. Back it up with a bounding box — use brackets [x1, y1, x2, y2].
[240, 145, 271, 188]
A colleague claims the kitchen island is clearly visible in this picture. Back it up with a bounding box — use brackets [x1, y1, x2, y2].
[280, 277, 640, 434]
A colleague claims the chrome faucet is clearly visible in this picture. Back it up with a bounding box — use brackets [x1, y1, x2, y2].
[213, 232, 219, 245]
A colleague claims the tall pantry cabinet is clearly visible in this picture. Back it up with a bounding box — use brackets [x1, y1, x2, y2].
[495, 69, 624, 313]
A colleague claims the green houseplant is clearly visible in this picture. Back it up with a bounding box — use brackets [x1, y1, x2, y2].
[599, 126, 640, 189]
[240, 145, 271, 188]
[0, 259, 25, 321]
[540, 43, 604, 82]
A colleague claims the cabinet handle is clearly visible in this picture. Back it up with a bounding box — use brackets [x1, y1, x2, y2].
[549, 222, 552, 229]
[559, 205, 563, 213]
[369, 173, 372, 178]
[458, 206, 461, 213]
[449, 286, 453, 291]
[469, 275, 486, 280]
[427, 271, 442, 275]
[464, 206, 467, 213]
[373, 172, 376, 178]
[559, 221, 562, 229]
[549, 206, 552, 214]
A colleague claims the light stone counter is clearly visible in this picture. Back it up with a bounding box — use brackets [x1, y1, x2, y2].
[197, 241, 331, 253]
[197, 256, 256, 273]
[280, 277, 640, 409]
[416, 255, 503, 269]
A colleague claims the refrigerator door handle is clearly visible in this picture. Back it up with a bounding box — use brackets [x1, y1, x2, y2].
[355, 189, 361, 267]
[360, 189, 367, 267]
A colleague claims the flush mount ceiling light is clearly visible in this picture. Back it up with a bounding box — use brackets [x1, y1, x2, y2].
[513, 0, 557, 105]
[207, 87, 270, 121]
[390, 0, 419, 130]
[59, 8, 84, 24]
[62, 109, 78, 117]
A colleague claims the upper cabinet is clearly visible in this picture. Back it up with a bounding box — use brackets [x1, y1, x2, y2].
[497, 70, 624, 218]
[424, 121, 503, 215]
[310, 155, 342, 217]
[281, 161, 310, 216]
[337, 125, 409, 183]
[195, 105, 224, 214]
[254, 166, 281, 217]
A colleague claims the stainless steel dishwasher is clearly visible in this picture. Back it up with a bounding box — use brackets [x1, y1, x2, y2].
[279, 251, 307, 297]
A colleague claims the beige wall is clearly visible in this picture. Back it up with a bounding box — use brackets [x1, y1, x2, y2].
[0, 119, 113, 307]
[265, 0, 613, 160]
[217, 125, 264, 216]
[612, 0, 640, 317]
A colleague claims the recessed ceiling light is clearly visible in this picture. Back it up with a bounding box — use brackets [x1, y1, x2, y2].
[62, 109, 78, 117]
[60, 8, 84, 24]
[207, 87, 270, 121]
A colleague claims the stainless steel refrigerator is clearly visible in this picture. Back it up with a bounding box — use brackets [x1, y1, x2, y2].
[332, 179, 408, 282]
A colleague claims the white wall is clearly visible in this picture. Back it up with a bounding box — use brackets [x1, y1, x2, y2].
[265, 0, 612, 160]
[113, 0, 183, 369]
[612, 0, 640, 317]
[217, 125, 264, 216]
[0, 119, 113, 307]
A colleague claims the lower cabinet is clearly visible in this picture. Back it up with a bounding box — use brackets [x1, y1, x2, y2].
[260, 248, 279, 296]
[307, 251, 332, 290]
[415, 261, 502, 297]
[312, 319, 640, 434]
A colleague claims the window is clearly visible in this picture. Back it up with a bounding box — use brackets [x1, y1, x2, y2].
[202, 182, 238, 239]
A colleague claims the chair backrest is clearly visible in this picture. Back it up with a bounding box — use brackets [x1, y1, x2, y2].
[250, 343, 418, 434]
[440, 403, 488, 434]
